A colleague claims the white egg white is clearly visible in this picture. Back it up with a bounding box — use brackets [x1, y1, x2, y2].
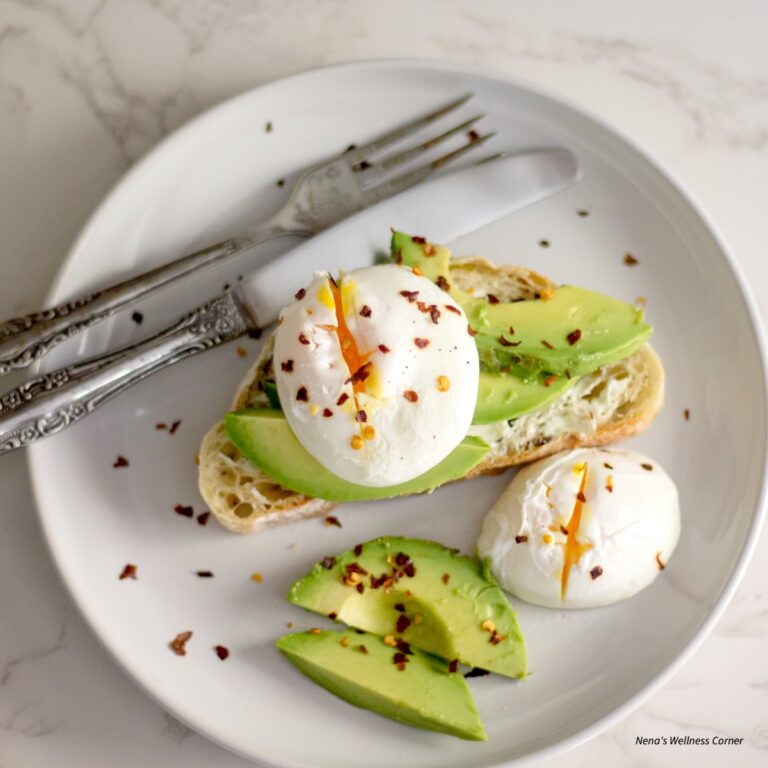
[273, 264, 479, 487]
[477, 448, 680, 608]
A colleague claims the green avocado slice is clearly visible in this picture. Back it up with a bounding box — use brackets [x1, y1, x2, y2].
[289, 537, 527, 679]
[225, 410, 489, 502]
[473, 369, 576, 424]
[391, 229, 452, 285]
[465, 285, 651, 377]
[277, 628, 487, 741]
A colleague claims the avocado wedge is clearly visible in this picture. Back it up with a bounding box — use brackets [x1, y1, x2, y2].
[225, 410, 489, 502]
[277, 628, 487, 741]
[289, 537, 526, 678]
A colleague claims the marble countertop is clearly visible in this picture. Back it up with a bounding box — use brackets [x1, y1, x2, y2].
[1, 1, 767, 766]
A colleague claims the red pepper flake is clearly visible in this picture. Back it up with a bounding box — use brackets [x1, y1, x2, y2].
[378, 344, 390, 354]
[403, 390, 418, 403]
[155, 423, 167, 430]
[298, 333, 310, 345]
[514, 535, 528, 544]
[131, 311, 143, 324]
[214, 645, 230, 661]
[325, 515, 342, 528]
[345, 361, 372, 386]
[423, 243, 437, 256]
[448, 659, 459, 673]
[248, 328, 263, 339]
[359, 305, 372, 318]
[445, 304, 460, 314]
[393, 652, 408, 665]
[590, 566, 603, 580]
[355, 582, 365, 594]
[395, 553, 410, 566]
[276, 179, 285, 188]
[358, 644, 369, 654]
[412, 236, 426, 244]
[467, 324, 477, 337]
[321, 556, 336, 569]
[296, 386, 308, 402]
[624, 253, 639, 266]
[489, 631, 504, 645]
[467, 128, 481, 142]
[394, 603, 406, 612]
[395, 639, 413, 655]
[196, 511, 211, 526]
[429, 305, 441, 324]
[436, 275, 451, 291]
[567, 329, 582, 345]
[354, 544, 363, 556]
[119, 564, 137, 580]
[355, 409, 367, 423]
[404, 562, 416, 577]
[442, 573, 450, 584]
[603, 462, 614, 470]
[113, 455, 129, 468]
[641, 463, 653, 471]
[465, 667, 490, 678]
[169, 630, 193, 656]
[498, 335, 521, 347]
[168, 419, 181, 435]
[400, 290, 419, 302]
[543, 375, 558, 387]
[684, 408, 690, 421]
[174, 504, 194, 518]
[576, 491, 586, 503]
[655, 552, 666, 570]
[539, 239, 550, 248]
[196, 570, 214, 578]
[337, 392, 350, 406]
[487, 294, 500, 304]
[328, 612, 338, 620]
[295, 288, 306, 300]
[322, 408, 333, 418]
[281, 360, 294, 372]
[396, 615, 411, 634]
[414, 337, 429, 349]
[236, 346, 248, 358]
[560, 525, 569, 535]
[541, 339, 554, 350]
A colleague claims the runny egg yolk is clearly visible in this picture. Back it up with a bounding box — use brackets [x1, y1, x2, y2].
[329, 280, 372, 395]
[560, 463, 592, 599]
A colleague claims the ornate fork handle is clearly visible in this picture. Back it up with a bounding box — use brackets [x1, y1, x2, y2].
[0, 292, 251, 453]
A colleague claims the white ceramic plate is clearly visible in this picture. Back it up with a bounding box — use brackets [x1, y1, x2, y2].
[29, 61, 767, 768]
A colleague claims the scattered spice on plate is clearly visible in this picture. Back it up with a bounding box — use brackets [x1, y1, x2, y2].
[265, 121, 273, 133]
[325, 515, 342, 528]
[359, 304, 372, 318]
[196, 571, 214, 578]
[684, 409, 690, 421]
[467, 129, 481, 142]
[119, 564, 138, 580]
[296, 386, 308, 402]
[156, 422, 167, 430]
[214, 645, 230, 660]
[577, 209, 590, 217]
[514, 535, 528, 544]
[400, 289, 419, 302]
[131, 311, 143, 324]
[251, 572, 264, 583]
[169, 631, 193, 656]
[623, 253, 639, 266]
[248, 328, 263, 340]
[169, 419, 181, 435]
[336, 392, 349, 406]
[539, 239, 550, 248]
[295, 287, 306, 300]
[414, 337, 429, 349]
[174, 504, 194, 518]
[276, 179, 285, 188]
[196, 511, 211, 526]
[641, 463, 653, 471]
[403, 390, 419, 403]
[236, 346, 248, 358]
[655, 552, 666, 570]
[378, 344, 390, 354]
[113, 455, 129, 468]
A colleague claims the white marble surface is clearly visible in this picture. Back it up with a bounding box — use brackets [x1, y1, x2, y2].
[1, 1, 767, 766]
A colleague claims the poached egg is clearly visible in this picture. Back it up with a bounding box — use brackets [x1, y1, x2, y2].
[273, 264, 479, 487]
[477, 448, 680, 608]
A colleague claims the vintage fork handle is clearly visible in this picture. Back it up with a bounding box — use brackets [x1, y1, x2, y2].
[0, 218, 291, 377]
[0, 292, 251, 453]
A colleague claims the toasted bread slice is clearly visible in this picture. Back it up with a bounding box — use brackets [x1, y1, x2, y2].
[198, 259, 663, 533]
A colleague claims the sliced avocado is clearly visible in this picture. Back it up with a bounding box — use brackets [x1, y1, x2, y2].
[289, 537, 526, 678]
[473, 369, 576, 424]
[465, 285, 651, 377]
[391, 230, 452, 287]
[225, 410, 489, 502]
[277, 628, 486, 741]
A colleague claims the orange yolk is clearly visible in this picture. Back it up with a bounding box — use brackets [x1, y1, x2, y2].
[560, 464, 592, 599]
[330, 281, 372, 394]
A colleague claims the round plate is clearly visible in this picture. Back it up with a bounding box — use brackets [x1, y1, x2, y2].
[29, 60, 768, 768]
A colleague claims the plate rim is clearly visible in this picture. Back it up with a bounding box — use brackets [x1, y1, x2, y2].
[27, 57, 768, 768]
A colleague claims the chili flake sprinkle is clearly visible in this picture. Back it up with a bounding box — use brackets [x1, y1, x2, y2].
[393, 652, 409, 666]
[400, 290, 419, 302]
[337, 392, 350, 406]
[355, 409, 368, 423]
[214, 645, 230, 661]
[360, 305, 372, 318]
[325, 516, 342, 528]
[281, 359, 294, 372]
[322, 408, 333, 418]
[358, 644, 369, 654]
[412, 236, 426, 244]
[396, 615, 411, 634]
[169, 419, 181, 435]
[541, 339, 554, 350]
[576, 491, 586, 503]
[467, 324, 477, 337]
[119, 564, 137, 580]
[320, 556, 336, 570]
[197, 511, 211, 526]
[296, 386, 308, 402]
[169, 631, 193, 656]
[378, 344, 390, 354]
[414, 337, 429, 349]
[543, 375, 558, 387]
[175, 504, 194, 518]
[113, 455, 129, 468]
[354, 544, 363, 556]
[656, 552, 666, 570]
[445, 303, 460, 314]
[298, 333, 310, 345]
[487, 294, 500, 304]
[641, 463, 653, 471]
[294, 288, 306, 300]
[442, 573, 450, 584]
[604, 462, 614, 470]
[684, 408, 690, 421]
[498, 335, 521, 347]
[251, 572, 263, 582]
[624, 253, 639, 266]
[403, 390, 419, 403]
[514, 535, 528, 544]
[606, 476, 614, 493]
[424, 243, 437, 256]
[567, 329, 582, 345]
[196, 570, 214, 578]
[437, 276, 451, 291]
[429, 305, 441, 324]
[465, 667, 490, 678]
[590, 566, 603, 580]
[448, 659, 459, 673]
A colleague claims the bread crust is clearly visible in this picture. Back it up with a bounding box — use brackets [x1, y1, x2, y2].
[197, 260, 663, 533]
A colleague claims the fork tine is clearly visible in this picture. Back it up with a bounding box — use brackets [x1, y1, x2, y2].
[352, 95, 472, 158]
[362, 132, 496, 204]
[372, 115, 484, 174]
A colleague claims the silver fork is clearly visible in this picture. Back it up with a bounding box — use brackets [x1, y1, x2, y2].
[0, 95, 489, 377]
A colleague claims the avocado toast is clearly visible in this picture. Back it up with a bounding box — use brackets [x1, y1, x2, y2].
[198, 234, 664, 532]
